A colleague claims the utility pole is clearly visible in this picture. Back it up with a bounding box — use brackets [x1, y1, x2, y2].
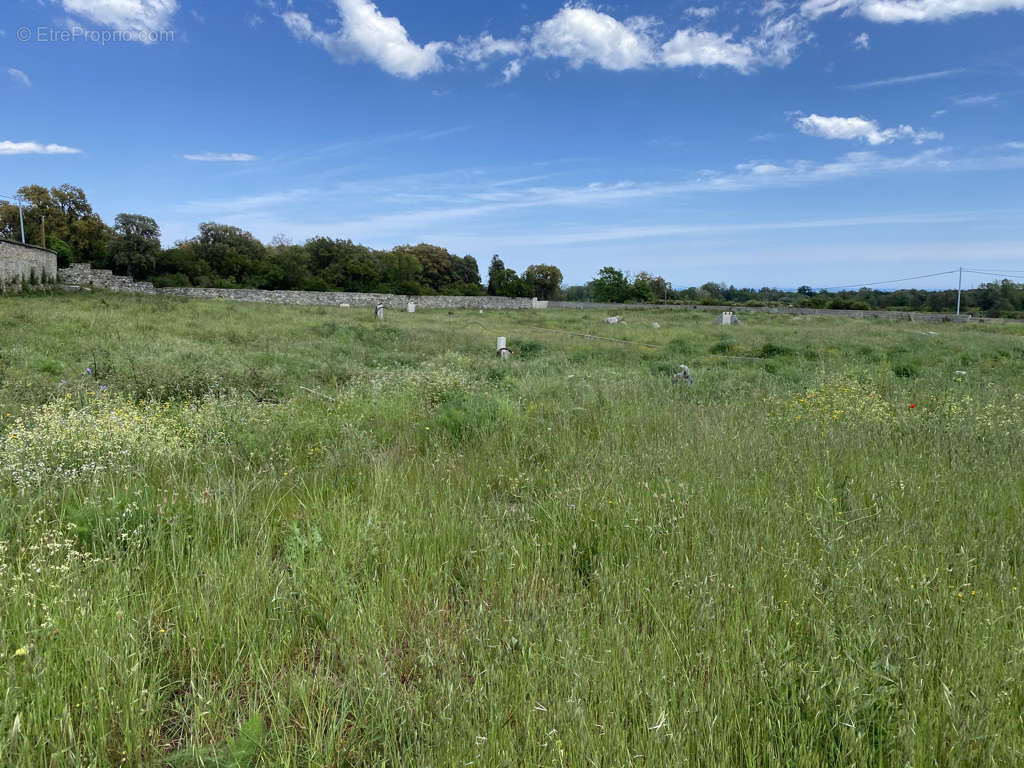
[956, 267, 963, 316]
[40, 215, 46, 248]
[17, 198, 25, 244]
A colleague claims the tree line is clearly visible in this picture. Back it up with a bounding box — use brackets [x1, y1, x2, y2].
[0, 185, 563, 299]
[2, 184, 1022, 317]
[567, 267, 1024, 318]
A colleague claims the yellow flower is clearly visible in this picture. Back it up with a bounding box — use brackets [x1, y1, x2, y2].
[13, 646, 30, 657]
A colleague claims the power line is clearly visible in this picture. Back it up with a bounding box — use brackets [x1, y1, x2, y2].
[819, 270, 959, 292]
[963, 269, 1024, 279]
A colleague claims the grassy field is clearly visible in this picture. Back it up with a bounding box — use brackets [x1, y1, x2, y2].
[0, 292, 1022, 767]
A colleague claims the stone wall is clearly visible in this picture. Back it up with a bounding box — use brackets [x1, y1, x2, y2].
[58, 263, 156, 294]
[0, 239, 58, 292]
[54, 265, 544, 308]
[48, 265, 1012, 324]
[548, 301, 987, 324]
[153, 286, 541, 310]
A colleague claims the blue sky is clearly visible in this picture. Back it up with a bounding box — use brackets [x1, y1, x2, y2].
[2, 0, 1023, 288]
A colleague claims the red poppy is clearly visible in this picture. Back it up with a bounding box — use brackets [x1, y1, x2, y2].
[910, 404, 916, 409]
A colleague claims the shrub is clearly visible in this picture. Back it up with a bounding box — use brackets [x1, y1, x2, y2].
[46, 236, 73, 268]
[892, 362, 919, 378]
[760, 343, 795, 358]
[152, 273, 192, 288]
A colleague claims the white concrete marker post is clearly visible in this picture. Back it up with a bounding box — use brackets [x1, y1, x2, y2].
[497, 337, 511, 361]
[375, 303, 385, 320]
[407, 302, 416, 313]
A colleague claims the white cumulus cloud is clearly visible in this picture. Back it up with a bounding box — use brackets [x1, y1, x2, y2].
[661, 30, 755, 72]
[61, 0, 178, 37]
[531, 6, 658, 71]
[0, 141, 82, 155]
[793, 114, 943, 145]
[283, 1, 810, 79]
[8, 68, 31, 87]
[802, 0, 1024, 22]
[183, 153, 258, 162]
[502, 60, 524, 82]
[282, 0, 448, 79]
[531, 4, 807, 74]
[852, 32, 870, 49]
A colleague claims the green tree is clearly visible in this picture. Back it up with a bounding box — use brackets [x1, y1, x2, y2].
[45, 236, 73, 268]
[379, 248, 424, 294]
[487, 256, 530, 297]
[181, 222, 266, 286]
[258, 245, 312, 290]
[403, 243, 454, 292]
[590, 267, 632, 303]
[306, 238, 381, 291]
[632, 272, 671, 303]
[107, 213, 161, 277]
[451, 255, 482, 288]
[523, 264, 564, 300]
[0, 184, 110, 263]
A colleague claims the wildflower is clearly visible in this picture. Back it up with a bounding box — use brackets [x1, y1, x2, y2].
[85, 368, 92, 375]
[909, 404, 916, 409]
[13, 646, 30, 657]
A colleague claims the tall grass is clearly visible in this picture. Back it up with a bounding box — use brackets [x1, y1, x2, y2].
[0, 292, 1022, 766]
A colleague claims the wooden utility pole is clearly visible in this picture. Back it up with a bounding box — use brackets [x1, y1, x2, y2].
[40, 215, 46, 248]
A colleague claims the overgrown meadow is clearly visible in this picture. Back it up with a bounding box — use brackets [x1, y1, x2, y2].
[1, 293, 1023, 767]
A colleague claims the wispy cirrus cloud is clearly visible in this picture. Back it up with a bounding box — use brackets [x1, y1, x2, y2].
[951, 93, 999, 106]
[183, 152, 259, 162]
[843, 68, 966, 89]
[7, 68, 31, 87]
[480, 210, 1020, 247]
[175, 145, 1024, 242]
[0, 140, 82, 155]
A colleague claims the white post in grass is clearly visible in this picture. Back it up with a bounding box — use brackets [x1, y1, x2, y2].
[407, 301, 416, 313]
[375, 303, 385, 320]
[497, 337, 511, 361]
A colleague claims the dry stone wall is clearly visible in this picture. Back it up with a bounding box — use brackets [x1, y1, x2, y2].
[155, 286, 539, 310]
[58, 263, 155, 294]
[0, 239, 57, 292]
[548, 301, 987, 324]
[45, 264, 1010, 324]
[55, 264, 538, 308]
